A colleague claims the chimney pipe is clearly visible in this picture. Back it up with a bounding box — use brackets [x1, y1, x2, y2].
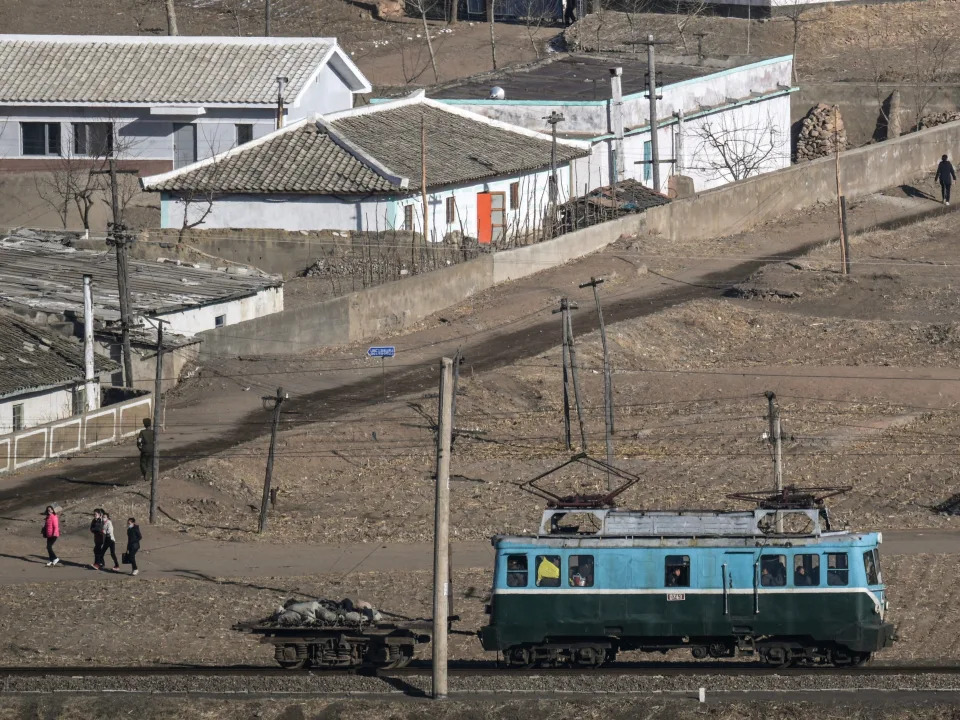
[609, 67, 625, 184]
[83, 274, 97, 413]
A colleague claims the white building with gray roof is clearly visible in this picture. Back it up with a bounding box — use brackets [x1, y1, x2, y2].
[0, 35, 371, 175]
[142, 93, 591, 244]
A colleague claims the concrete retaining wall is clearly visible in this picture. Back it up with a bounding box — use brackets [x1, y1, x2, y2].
[642, 118, 960, 242]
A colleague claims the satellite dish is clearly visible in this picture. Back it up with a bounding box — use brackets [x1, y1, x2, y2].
[489, 86, 505, 100]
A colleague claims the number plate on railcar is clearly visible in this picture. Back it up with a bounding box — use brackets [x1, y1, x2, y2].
[666, 593, 686, 602]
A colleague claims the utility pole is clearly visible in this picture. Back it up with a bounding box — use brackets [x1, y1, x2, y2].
[258, 387, 286, 534]
[433, 357, 454, 700]
[82, 275, 97, 413]
[544, 111, 565, 206]
[765, 391, 783, 531]
[93, 158, 137, 388]
[833, 105, 847, 275]
[580, 277, 614, 486]
[645, 35, 663, 193]
[149, 319, 166, 525]
[563, 302, 588, 452]
[276, 76, 288, 130]
[421, 115, 430, 251]
[265, 0, 271, 35]
[553, 298, 573, 450]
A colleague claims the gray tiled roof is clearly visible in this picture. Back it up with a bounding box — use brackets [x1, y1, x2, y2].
[0, 36, 336, 105]
[0, 312, 119, 399]
[147, 123, 396, 194]
[144, 101, 589, 194]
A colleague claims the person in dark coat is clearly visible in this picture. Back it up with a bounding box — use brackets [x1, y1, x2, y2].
[563, 0, 576, 26]
[126, 517, 142, 576]
[137, 418, 154, 482]
[89, 509, 105, 570]
[935, 154, 956, 205]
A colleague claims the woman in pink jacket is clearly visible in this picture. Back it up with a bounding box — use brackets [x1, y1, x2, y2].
[42, 506, 60, 567]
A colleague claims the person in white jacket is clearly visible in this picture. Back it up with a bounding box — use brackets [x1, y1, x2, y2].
[102, 512, 120, 571]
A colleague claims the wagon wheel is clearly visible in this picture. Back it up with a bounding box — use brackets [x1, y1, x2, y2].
[834, 651, 871, 668]
[505, 646, 535, 669]
[277, 658, 308, 670]
[763, 646, 792, 669]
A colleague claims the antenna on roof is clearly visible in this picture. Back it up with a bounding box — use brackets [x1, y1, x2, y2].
[518, 453, 640, 509]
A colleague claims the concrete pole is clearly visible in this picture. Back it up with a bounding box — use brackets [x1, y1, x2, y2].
[82, 275, 97, 412]
[432, 357, 454, 700]
[609, 67, 625, 184]
[265, 0, 271, 36]
[647, 35, 661, 193]
[259, 387, 285, 534]
[149, 320, 165, 525]
[675, 110, 685, 174]
[766, 391, 783, 532]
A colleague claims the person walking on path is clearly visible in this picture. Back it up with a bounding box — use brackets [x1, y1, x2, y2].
[42, 506, 60, 567]
[102, 512, 120, 571]
[936, 154, 956, 205]
[89, 509, 105, 570]
[126, 518, 142, 576]
[137, 418, 155, 483]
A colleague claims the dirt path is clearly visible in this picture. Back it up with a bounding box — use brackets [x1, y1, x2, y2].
[0, 187, 949, 517]
[0, 527, 953, 587]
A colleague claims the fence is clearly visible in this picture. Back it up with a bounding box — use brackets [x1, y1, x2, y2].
[0, 391, 152, 476]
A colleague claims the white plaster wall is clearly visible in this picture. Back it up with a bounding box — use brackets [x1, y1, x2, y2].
[154, 286, 284, 337]
[290, 65, 356, 121]
[0, 387, 73, 434]
[436, 57, 794, 136]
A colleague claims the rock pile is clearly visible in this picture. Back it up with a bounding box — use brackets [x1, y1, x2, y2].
[917, 111, 960, 131]
[270, 598, 384, 627]
[796, 104, 847, 161]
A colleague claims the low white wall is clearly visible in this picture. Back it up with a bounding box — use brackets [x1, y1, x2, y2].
[155, 285, 284, 337]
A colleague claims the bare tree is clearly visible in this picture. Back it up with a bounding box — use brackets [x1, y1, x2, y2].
[909, 32, 953, 128]
[165, 0, 180, 35]
[691, 111, 787, 183]
[781, 0, 813, 85]
[408, 0, 441, 82]
[521, 0, 555, 59]
[674, 0, 708, 54]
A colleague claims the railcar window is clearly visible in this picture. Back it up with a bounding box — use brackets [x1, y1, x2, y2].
[863, 551, 879, 585]
[506, 554, 528, 587]
[760, 555, 786, 587]
[793, 554, 820, 586]
[827, 552, 849, 586]
[536, 555, 561, 587]
[873, 549, 883, 583]
[665, 555, 690, 587]
[568, 555, 595, 587]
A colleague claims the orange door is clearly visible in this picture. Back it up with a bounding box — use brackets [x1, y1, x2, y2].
[477, 192, 492, 244]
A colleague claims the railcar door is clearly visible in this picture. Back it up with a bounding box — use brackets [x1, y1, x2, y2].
[722, 552, 758, 633]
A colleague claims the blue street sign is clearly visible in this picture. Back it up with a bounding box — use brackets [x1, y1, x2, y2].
[367, 346, 396, 358]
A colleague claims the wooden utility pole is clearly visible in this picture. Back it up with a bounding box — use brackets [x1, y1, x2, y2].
[544, 111, 564, 206]
[165, 0, 179, 35]
[421, 115, 430, 248]
[265, 0, 271, 35]
[487, 0, 497, 70]
[580, 277, 614, 486]
[258, 387, 286, 534]
[149, 319, 165, 525]
[553, 298, 573, 449]
[646, 35, 662, 193]
[834, 105, 847, 275]
[564, 304, 588, 453]
[765, 391, 783, 530]
[432, 358, 454, 700]
[93, 158, 138, 387]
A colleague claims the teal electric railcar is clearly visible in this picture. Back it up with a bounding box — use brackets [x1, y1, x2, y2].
[479, 503, 896, 668]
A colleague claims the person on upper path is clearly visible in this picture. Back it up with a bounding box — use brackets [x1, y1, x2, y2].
[137, 418, 155, 483]
[42, 506, 60, 567]
[89, 509, 105, 570]
[935, 154, 956, 205]
[102, 511, 120, 571]
[126, 517, 142, 577]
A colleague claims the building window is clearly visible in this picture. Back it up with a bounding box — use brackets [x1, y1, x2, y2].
[236, 124, 253, 147]
[445, 197, 456, 225]
[214, 314, 226, 328]
[403, 204, 414, 231]
[12, 403, 24, 432]
[506, 554, 527, 587]
[74, 122, 114, 157]
[568, 555, 594, 587]
[22, 122, 61, 156]
[509, 181, 519, 210]
[665, 555, 690, 587]
[535, 555, 561, 587]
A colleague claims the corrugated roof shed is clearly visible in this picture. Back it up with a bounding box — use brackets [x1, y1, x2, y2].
[143, 98, 589, 194]
[0, 312, 118, 399]
[0, 35, 350, 105]
[0, 232, 281, 323]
